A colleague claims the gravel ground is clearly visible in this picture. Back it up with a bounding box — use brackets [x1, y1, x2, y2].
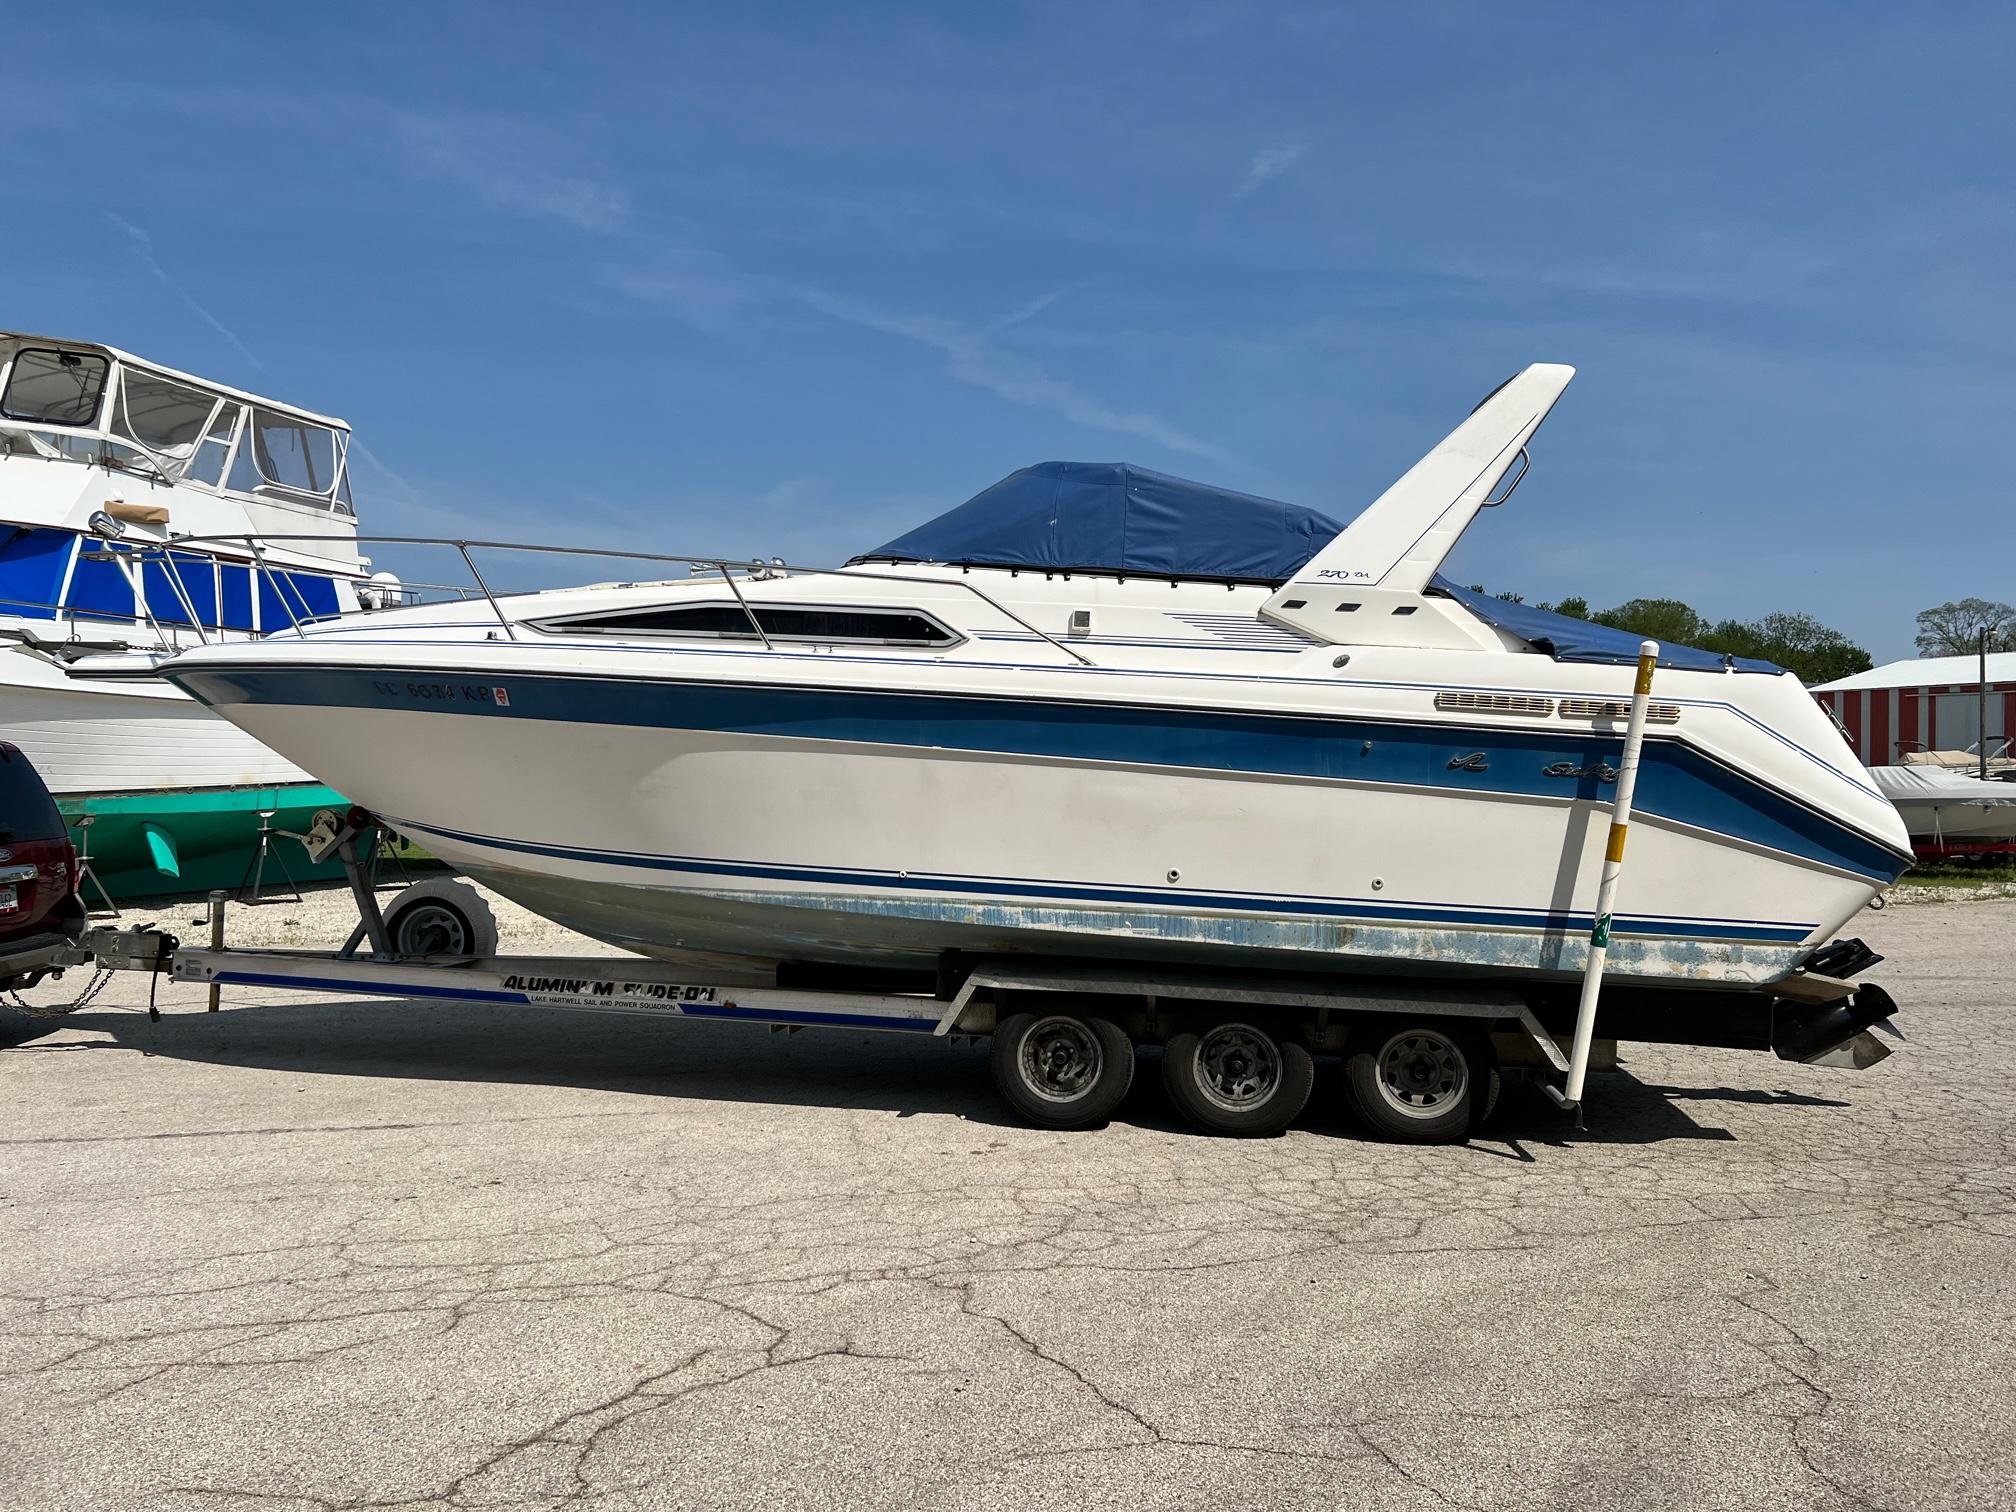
[1887, 879, 2016, 905]
[1, 886, 2010, 1510]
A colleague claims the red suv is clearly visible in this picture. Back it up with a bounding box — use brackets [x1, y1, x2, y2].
[0, 742, 86, 993]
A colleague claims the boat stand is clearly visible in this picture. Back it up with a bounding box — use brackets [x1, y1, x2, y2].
[236, 809, 305, 906]
[67, 814, 121, 919]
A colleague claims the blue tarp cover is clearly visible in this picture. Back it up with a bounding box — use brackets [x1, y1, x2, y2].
[854, 459, 1784, 675]
[1430, 578, 1785, 675]
[854, 461, 1345, 584]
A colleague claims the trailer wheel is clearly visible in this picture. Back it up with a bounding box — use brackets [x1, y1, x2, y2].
[383, 881, 498, 963]
[990, 1010, 1134, 1130]
[1344, 1022, 1497, 1143]
[1162, 1020, 1315, 1137]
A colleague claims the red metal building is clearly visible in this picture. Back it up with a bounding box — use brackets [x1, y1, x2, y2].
[1813, 652, 2016, 767]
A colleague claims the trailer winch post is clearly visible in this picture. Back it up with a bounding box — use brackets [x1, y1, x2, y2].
[1561, 638, 1661, 1116]
[333, 819, 394, 960]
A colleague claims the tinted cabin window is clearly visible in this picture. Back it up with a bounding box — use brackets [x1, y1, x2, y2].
[550, 604, 956, 646]
[2, 348, 109, 426]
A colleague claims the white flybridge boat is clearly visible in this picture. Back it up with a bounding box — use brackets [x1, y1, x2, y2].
[137, 364, 1913, 981]
[65, 362, 1912, 1139]
[0, 331, 369, 898]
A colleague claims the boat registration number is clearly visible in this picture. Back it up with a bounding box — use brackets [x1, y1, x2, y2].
[501, 974, 720, 1011]
[0, 885, 15, 912]
[369, 680, 513, 707]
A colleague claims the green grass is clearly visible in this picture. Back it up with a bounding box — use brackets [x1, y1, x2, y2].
[1900, 860, 2016, 889]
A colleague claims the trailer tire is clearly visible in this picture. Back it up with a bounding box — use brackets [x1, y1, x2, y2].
[383, 881, 498, 963]
[1344, 1022, 1497, 1144]
[1161, 1021, 1315, 1137]
[991, 1010, 1134, 1130]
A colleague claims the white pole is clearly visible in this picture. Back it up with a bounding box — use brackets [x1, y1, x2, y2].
[1564, 638, 1661, 1107]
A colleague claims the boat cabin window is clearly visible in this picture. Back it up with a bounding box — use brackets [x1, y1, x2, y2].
[184, 403, 241, 487]
[115, 368, 217, 457]
[226, 407, 345, 509]
[538, 602, 960, 646]
[1, 348, 109, 427]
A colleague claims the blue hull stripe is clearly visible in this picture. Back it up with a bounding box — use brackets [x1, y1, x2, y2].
[209, 970, 939, 1030]
[395, 815, 1817, 944]
[177, 665, 1910, 887]
[273, 630, 1883, 802]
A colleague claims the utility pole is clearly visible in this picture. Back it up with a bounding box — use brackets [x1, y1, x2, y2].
[1982, 624, 1992, 783]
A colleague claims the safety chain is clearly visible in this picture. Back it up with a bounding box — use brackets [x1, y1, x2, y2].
[3, 967, 115, 1018]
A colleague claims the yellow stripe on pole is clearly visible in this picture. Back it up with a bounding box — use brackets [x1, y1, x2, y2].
[1564, 637, 1662, 1110]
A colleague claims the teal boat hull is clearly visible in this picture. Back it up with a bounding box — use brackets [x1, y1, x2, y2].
[57, 783, 353, 901]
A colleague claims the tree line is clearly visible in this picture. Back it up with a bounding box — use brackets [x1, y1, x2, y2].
[1458, 592, 2014, 686]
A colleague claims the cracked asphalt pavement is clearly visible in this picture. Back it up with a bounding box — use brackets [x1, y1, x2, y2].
[2, 895, 2010, 1510]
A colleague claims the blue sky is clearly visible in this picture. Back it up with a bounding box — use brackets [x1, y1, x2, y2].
[12, 3, 2013, 659]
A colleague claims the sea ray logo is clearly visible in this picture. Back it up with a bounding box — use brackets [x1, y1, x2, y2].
[1446, 752, 1490, 771]
[1543, 760, 1619, 783]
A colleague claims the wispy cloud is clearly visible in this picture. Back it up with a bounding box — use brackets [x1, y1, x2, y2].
[1233, 136, 1308, 199]
[384, 105, 1222, 463]
[345, 439, 427, 508]
[392, 111, 630, 233]
[985, 284, 1083, 333]
[615, 253, 1229, 462]
[104, 214, 266, 371]
[781, 284, 1232, 463]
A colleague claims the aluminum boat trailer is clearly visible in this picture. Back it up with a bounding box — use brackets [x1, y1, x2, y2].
[53, 807, 1902, 1144]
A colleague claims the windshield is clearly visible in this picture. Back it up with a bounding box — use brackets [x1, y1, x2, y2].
[1, 348, 109, 427]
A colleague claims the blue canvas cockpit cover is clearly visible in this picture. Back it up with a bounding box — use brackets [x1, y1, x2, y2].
[852, 461, 1346, 584]
[1429, 579, 1785, 675]
[853, 459, 1785, 675]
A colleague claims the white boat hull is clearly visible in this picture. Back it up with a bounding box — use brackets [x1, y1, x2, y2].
[202, 691, 1885, 987]
[2, 639, 309, 796]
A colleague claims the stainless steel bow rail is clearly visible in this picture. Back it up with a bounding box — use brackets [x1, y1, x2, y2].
[119, 530, 1098, 667]
[36, 805, 1901, 1143]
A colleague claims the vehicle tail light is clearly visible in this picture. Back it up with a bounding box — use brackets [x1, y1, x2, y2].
[66, 840, 81, 897]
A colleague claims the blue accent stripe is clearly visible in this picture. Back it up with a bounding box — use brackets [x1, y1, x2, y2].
[180, 663, 1910, 886]
[268, 628, 1886, 802]
[394, 815, 1817, 944]
[208, 969, 940, 1031]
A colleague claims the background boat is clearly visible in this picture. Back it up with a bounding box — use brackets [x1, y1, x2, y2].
[0, 330, 371, 899]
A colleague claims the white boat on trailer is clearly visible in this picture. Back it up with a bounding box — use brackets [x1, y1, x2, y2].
[68, 362, 1910, 1138]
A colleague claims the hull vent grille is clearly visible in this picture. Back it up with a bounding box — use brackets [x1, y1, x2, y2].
[1559, 698, 1682, 724]
[1434, 692, 1554, 717]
